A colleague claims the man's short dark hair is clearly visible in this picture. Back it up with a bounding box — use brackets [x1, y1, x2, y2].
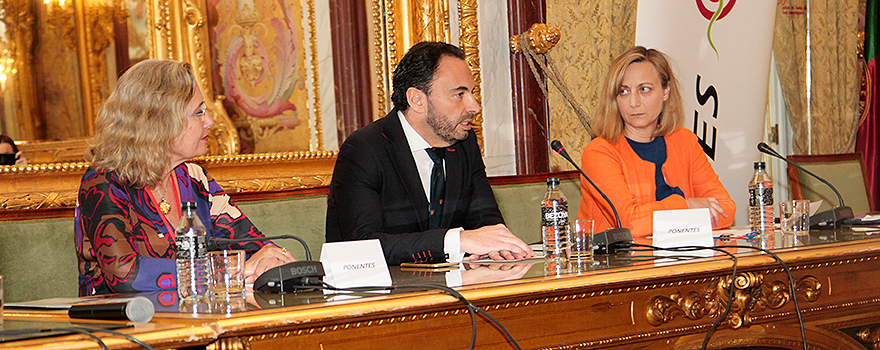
[391, 41, 466, 111]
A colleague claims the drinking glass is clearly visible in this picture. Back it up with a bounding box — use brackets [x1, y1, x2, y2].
[780, 199, 810, 236]
[209, 250, 245, 299]
[569, 219, 594, 272]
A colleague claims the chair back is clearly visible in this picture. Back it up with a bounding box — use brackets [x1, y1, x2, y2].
[787, 153, 873, 215]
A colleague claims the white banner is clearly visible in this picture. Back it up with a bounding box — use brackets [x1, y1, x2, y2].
[636, 0, 777, 225]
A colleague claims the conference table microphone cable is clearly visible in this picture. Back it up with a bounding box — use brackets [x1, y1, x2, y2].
[43, 326, 156, 350]
[622, 242, 806, 350]
[307, 280, 522, 350]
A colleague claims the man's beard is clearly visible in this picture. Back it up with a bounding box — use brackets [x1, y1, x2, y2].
[426, 102, 471, 144]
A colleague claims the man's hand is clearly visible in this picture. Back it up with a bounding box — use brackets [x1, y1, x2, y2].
[460, 224, 536, 261]
[244, 245, 296, 285]
[460, 262, 533, 285]
[685, 197, 729, 226]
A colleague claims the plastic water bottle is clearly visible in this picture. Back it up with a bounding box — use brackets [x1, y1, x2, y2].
[748, 162, 776, 245]
[176, 201, 209, 305]
[542, 177, 570, 275]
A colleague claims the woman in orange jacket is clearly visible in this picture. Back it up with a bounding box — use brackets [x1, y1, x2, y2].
[578, 46, 735, 238]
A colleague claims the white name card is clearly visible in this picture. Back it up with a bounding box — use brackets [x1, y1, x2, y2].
[319, 239, 392, 293]
[652, 208, 713, 257]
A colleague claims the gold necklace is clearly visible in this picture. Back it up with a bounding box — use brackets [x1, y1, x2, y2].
[155, 174, 173, 215]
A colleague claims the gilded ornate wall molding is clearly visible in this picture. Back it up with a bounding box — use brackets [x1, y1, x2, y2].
[457, 0, 482, 152]
[375, 0, 483, 149]
[414, 0, 449, 43]
[1, 0, 38, 138]
[306, 0, 323, 151]
[0, 162, 89, 210]
[385, 0, 400, 75]
[646, 273, 822, 329]
[0, 151, 337, 211]
[371, 0, 388, 119]
[79, 0, 118, 137]
[190, 151, 338, 165]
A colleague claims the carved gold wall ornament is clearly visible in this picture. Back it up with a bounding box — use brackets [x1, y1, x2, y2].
[509, 22, 560, 55]
[645, 273, 822, 329]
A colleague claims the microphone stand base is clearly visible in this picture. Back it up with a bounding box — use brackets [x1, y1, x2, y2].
[593, 228, 633, 254]
[809, 206, 854, 229]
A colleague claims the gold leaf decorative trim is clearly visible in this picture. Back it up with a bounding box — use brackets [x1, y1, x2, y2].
[189, 151, 337, 165]
[0, 162, 91, 175]
[385, 0, 399, 75]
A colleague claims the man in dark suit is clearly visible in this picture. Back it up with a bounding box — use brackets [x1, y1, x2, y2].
[326, 42, 535, 265]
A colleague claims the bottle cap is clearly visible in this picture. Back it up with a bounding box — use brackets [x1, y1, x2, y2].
[546, 177, 560, 185]
[754, 161, 765, 170]
[181, 201, 197, 211]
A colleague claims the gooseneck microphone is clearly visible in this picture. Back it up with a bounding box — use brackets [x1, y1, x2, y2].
[208, 235, 312, 260]
[551, 140, 632, 253]
[756, 142, 854, 228]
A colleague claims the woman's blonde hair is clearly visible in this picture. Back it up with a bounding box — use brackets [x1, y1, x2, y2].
[593, 46, 684, 141]
[88, 59, 195, 188]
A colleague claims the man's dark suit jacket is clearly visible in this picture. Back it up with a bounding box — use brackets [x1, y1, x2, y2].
[326, 109, 505, 265]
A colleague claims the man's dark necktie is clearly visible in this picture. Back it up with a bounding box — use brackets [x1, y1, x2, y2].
[426, 147, 446, 230]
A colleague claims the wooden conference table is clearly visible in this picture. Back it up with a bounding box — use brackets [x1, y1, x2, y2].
[4, 227, 880, 350]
